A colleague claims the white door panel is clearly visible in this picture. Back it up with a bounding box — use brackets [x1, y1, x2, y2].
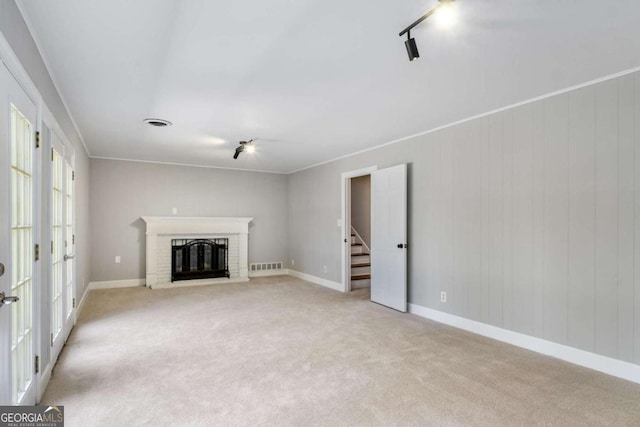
[50, 133, 75, 362]
[371, 164, 407, 312]
[0, 63, 38, 405]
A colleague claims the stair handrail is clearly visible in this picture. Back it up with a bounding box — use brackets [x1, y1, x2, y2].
[351, 225, 371, 255]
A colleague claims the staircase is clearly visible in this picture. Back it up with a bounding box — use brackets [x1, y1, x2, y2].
[350, 227, 371, 290]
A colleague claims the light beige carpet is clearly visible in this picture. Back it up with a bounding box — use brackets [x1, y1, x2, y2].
[43, 276, 640, 426]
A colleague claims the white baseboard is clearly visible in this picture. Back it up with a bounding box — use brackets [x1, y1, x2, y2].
[249, 269, 290, 278]
[75, 286, 90, 323]
[36, 362, 53, 404]
[409, 303, 640, 385]
[288, 270, 344, 292]
[89, 278, 146, 290]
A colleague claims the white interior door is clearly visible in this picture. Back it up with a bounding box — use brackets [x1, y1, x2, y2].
[50, 135, 74, 361]
[50, 141, 64, 358]
[371, 164, 407, 312]
[63, 158, 75, 333]
[0, 63, 38, 405]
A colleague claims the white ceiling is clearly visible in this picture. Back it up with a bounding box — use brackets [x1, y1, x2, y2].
[17, 0, 640, 173]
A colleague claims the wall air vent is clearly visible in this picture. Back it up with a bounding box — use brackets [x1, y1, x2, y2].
[143, 118, 172, 127]
[250, 262, 284, 272]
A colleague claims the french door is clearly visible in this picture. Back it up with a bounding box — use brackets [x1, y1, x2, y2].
[0, 62, 38, 405]
[50, 133, 75, 361]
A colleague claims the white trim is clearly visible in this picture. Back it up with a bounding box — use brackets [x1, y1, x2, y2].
[91, 155, 287, 175]
[36, 362, 51, 404]
[75, 286, 90, 323]
[288, 65, 640, 174]
[408, 303, 640, 385]
[288, 270, 344, 292]
[89, 279, 146, 290]
[0, 33, 40, 105]
[341, 166, 377, 292]
[15, 1, 90, 157]
[249, 269, 290, 278]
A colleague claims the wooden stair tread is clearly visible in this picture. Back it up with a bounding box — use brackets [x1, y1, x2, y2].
[351, 243, 362, 246]
[352, 253, 369, 257]
[351, 262, 371, 268]
[351, 274, 371, 280]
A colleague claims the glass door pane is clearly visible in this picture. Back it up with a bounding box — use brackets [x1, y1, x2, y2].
[10, 104, 34, 405]
[51, 149, 64, 343]
[65, 161, 74, 319]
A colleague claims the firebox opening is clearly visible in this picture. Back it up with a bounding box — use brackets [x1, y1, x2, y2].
[171, 238, 230, 282]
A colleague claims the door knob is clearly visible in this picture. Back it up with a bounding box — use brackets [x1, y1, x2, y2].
[64, 254, 76, 261]
[397, 243, 407, 249]
[0, 262, 4, 277]
[0, 291, 19, 307]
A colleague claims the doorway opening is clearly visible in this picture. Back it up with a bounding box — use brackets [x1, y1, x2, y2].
[341, 166, 377, 292]
[349, 175, 371, 291]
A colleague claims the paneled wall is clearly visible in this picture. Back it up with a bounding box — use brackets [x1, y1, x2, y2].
[288, 70, 640, 365]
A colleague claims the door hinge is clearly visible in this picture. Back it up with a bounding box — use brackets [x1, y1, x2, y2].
[73, 298, 76, 309]
[35, 131, 40, 148]
[34, 244, 40, 262]
[35, 355, 40, 374]
[72, 234, 75, 244]
[51, 240, 54, 254]
[50, 333, 54, 347]
[72, 171, 75, 181]
[51, 148, 54, 162]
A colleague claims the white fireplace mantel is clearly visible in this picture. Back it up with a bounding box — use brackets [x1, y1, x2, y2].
[141, 216, 253, 289]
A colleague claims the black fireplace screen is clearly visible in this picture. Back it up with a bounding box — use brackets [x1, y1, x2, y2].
[171, 238, 230, 282]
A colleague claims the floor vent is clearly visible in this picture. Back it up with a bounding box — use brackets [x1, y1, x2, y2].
[250, 262, 284, 272]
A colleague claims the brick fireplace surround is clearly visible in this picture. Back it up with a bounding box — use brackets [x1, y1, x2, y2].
[141, 217, 252, 289]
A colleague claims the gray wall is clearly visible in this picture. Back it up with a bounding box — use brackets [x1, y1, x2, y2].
[350, 175, 371, 247]
[289, 71, 640, 365]
[0, 0, 91, 371]
[90, 159, 289, 282]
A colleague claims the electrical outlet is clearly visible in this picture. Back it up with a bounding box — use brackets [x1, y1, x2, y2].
[323, 265, 328, 273]
[172, 207, 178, 215]
[115, 256, 121, 264]
[440, 291, 447, 303]
[291, 259, 295, 266]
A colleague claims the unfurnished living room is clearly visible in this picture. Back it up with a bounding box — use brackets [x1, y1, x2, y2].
[1, 0, 640, 425]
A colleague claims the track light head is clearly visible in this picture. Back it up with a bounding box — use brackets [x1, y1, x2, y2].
[233, 145, 244, 159]
[405, 33, 419, 61]
[399, 0, 457, 62]
[232, 139, 255, 159]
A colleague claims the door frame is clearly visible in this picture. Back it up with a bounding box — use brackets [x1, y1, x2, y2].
[41, 104, 76, 391]
[341, 166, 377, 292]
[0, 31, 47, 404]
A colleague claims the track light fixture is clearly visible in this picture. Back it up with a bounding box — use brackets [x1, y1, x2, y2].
[233, 139, 255, 159]
[404, 31, 419, 61]
[399, 0, 456, 62]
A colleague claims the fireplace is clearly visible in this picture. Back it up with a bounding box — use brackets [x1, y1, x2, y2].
[141, 216, 252, 289]
[171, 238, 230, 282]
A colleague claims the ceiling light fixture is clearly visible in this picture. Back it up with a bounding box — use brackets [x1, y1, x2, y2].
[399, 0, 456, 62]
[143, 118, 172, 127]
[233, 139, 255, 159]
